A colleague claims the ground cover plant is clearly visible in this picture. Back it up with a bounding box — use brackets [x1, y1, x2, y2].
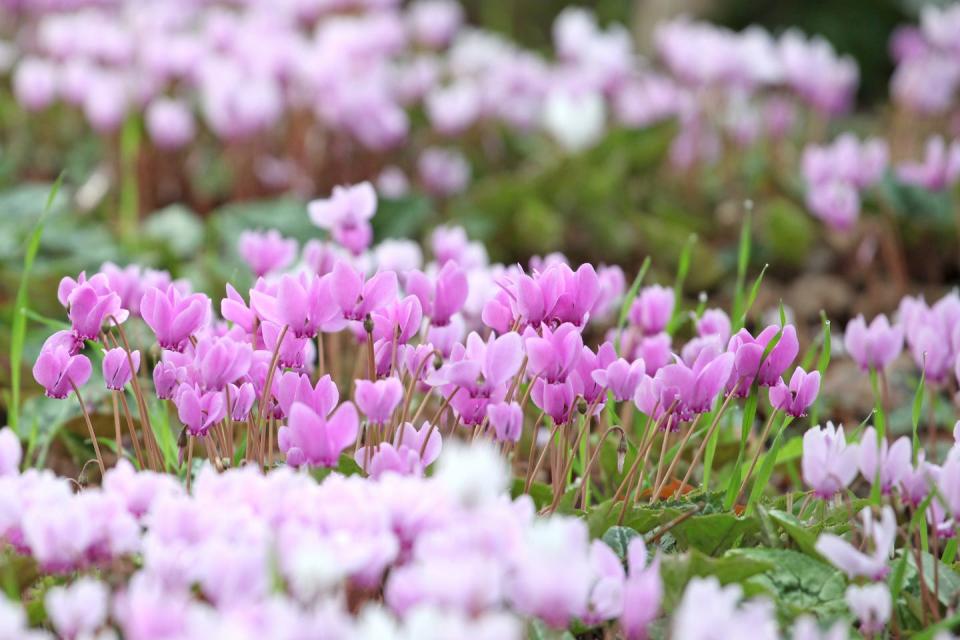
[2, 1, 960, 639]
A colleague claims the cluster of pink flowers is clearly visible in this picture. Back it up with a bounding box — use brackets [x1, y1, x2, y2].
[890, 2, 960, 115]
[1, 1, 866, 195]
[801, 134, 888, 231]
[0, 432, 663, 638]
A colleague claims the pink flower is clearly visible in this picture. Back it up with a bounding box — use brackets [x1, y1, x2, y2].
[801, 422, 858, 499]
[805, 179, 860, 231]
[152, 360, 179, 400]
[308, 182, 377, 256]
[728, 324, 799, 391]
[896, 136, 960, 191]
[227, 382, 256, 421]
[102, 348, 140, 391]
[531, 379, 577, 424]
[487, 402, 523, 442]
[697, 308, 732, 343]
[0, 428, 23, 476]
[845, 584, 891, 636]
[274, 372, 339, 420]
[174, 384, 226, 437]
[768, 367, 820, 417]
[33, 347, 92, 399]
[329, 262, 399, 322]
[418, 147, 470, 197]
[45, 577, 108, 640]
[356, 421, 441, 478]
[858, 427, 912, 495]
[192, 336, 251, 391]
[64, 279, 128, 341]
[249, 273, 338, 339]
[844, 314, 903, 371]
[620, 538, 662, 640]
[656, 348, 735, 419]
[237, 229, 297, 278]
[629, 285, 674, 335]
[672, 576, 777, 640]
[371, 296, 423, 344]
[354, 378, 404, 425]
[140, 286, 209, 352]
[406, 262, 468, 327]
[278, 401, 359, 468]
[145, 98, 195, 150]
[525, 323, 583, 383]
[816, 506, 896, 580]
[591, 357, 646, 402]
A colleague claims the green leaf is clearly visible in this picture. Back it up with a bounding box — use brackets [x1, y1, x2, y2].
[527, 619, 576, 640]
[310, 453, 365, 483]
[768, 510, 822, 558]
[666, 234, 696, 335]
[601, 526, 641, 562]
[660, 548, 773, 611]
[731, 205, 752, 332]
[728, 548, 847, 619]
[511, 478, 554, 510]
[746, 416, 794, 514]
[911, 368, 926, 463]
[909, 550, 960, 607]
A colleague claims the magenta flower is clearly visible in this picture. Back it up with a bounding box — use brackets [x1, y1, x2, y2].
[549, 263, 601, 327]
[858, 427, 911, 495]
[274, 372, 339, 420]
[898, 452, 932, 508]
[433, 332, 524, 426]
[278, 401, 359, 468]
[371, 295, 423, 344]
[355, 421, 441, 478]
[525, 323, 583, 383]
[629, 285, 674, 335]
[221, 284, 257, 335]
[531, 378, 577, 423]
[174, 384, 226, 437]
[227, 382, 256, 421]
[896, 136, 960, 191]
[140, 286, 209, 352]
[237, 229, 297, 278]
[330, 262, 399, 322]
[696, 308, 731, 343]
[308, 182, 377, 256]
[406, 262, 468, 327]
[103, 348, 140, 391]
[33, 347, 92, 399]
[768, 367, 820, 417]
[656, 348, 735, 419]
[805, 179, 860, 231]
[354, 377, 404, 425]
[260, 322, 308, 369]
[728, 324, 799, 391]
[193, 336, 252, 391]
[844, 314, 903, 371]
[816, 506, 896, 581]
[487, 402, 523, 442]
[584, 540, 625, 626]
[153, 360, 179, 400]
[250, 273, 338, 339]
[802, 422, 858, 499]
[65, 281, 128, 342]
[592, 357, 646, 402]
[571, 342, 617, 406]
[620, 538, 662, 640]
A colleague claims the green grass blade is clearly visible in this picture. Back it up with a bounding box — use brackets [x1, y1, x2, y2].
[9, 174, 63, 433]
[666, 234, 696, 335]
[614, 256, 651, 355]
[730, 204, 752, 332]
[911, 367, 926, 464]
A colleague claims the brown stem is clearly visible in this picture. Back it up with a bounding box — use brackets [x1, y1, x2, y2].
[735, 410, 780, 504]
[651, 413, 702, 502]
[70, 381, 105, 476]
[677, 386, 739, 497]
[526, 416, 564, 492]
[575, 425, 625, 509]
[109, 317, 162, 470]
[117, 393, 146, 469]
[111, 391, 123, 464]
[185, 436, 194, 492]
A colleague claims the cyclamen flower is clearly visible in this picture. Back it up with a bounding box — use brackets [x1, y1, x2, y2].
[801, 422, 858, 499]
[858, 427, 911, 495]
[816, 506, 896, 581]
[355, 421, 441, 479]
[175, 385, 226, 437]
[249, 273, 339, 339]
[228, 382, 256, 421]
[140, 286, 209, 351]
[843, 314, 903, 371]
[371, 296, 423, 344]
[278, 402, 359, 468]
[591, 357, 646, 402]
[672, 577, 778, 640]
[330, 262, 399, 323]
[153, 360, 179, 400]
[656, 347, 735, 419]
[45, 577, 109, 640]
[64, 281, 128, 342]
[192, 336, 252, 391]
[524, 323, 583, 383]
[0, 428, 23, 476]
[406, 262, 468, 327]
[308, 182, 377, 256]
[728, 324, 799, 391]
[845, 584, 891, 636]
[103, 348, 140, 391]
[897, 136, 960, 191]
[487, 402, 523, 442]
[274, 372, 339, 419]
[697, 308, 731, 343]
[768, 367, 820, 417]
[629, 285, 674, 335]
[33, 347, 92, 399]
[620, 538, 662, 640]
[237, 229, 297, 278]
[355, 378, 404, 425]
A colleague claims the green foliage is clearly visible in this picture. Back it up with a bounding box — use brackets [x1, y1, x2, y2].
[730, 548, 847, 620]
[660, 548, 772, 611]
[601, 526, 641, 562]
